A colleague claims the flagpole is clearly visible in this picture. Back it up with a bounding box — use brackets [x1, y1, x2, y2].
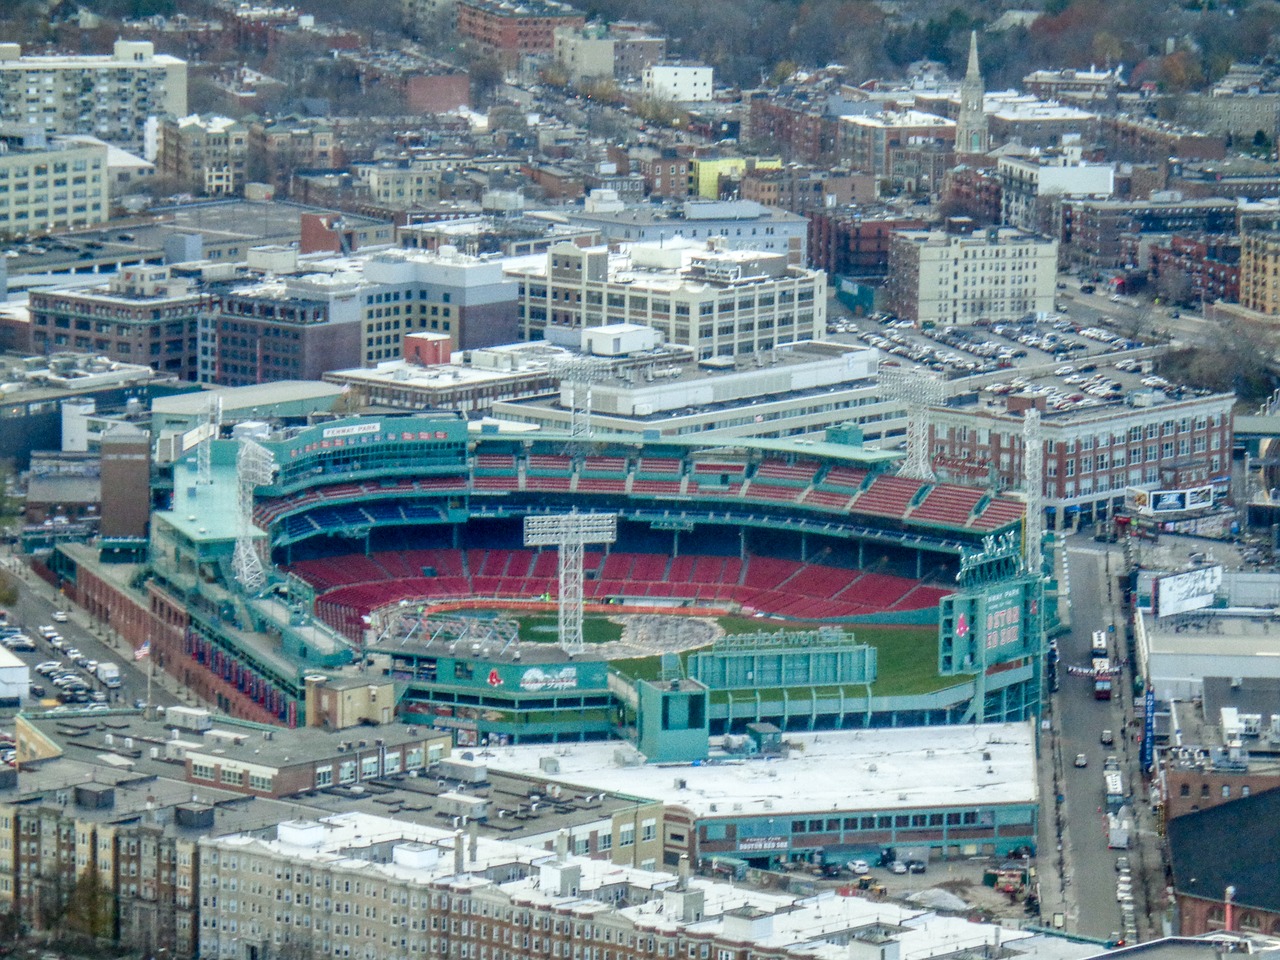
[146, 649, 153, 707]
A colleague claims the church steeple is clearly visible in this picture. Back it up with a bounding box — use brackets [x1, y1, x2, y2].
[965, 28, 981, 81]
[955, 30, 989, 156]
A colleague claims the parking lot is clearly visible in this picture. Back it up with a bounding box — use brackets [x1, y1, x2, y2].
[2, 613, 126, 712]
[794, 854, 1041, 924]
[827, 307, 1153, 379]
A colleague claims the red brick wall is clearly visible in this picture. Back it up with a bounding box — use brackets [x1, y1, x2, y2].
[405, 73, 471, 113]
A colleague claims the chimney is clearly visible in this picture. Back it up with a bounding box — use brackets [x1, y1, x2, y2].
[468, 819, 479, 863]
[678, 854, 691, 890]
[555, 828, 570, 861]
[453, 830, 465, 876]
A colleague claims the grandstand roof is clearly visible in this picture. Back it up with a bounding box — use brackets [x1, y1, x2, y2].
[489, 722, 1038, 817]
[572, 431, 903, 467]
[159, 460, 263, 544]
[152, 381, 343, 418]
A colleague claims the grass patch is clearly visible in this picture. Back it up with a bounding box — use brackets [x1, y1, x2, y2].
[614, 618, 955, 697]
[514, 613, 623, 645]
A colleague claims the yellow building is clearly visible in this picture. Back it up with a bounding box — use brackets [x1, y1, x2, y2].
[689, 156, 781, 199]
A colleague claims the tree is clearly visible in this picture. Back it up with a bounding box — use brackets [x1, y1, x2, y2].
[1155, 266, 1193, 308]
[633, 96, 685, 129]
[1157, 321, 1276, 403]
[768, 61, 798, 87]
[539, 61, 571, 89]
[466, 54, 505, 106]
[63, 869, 113, 941]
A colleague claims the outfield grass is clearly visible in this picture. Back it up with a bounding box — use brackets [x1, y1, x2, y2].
[613, 618, 956, 697]
[461, 607, 956, 698]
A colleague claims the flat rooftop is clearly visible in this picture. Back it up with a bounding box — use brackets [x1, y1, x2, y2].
[0, 200, 390, 277]
[488, 723, 1038, 817]
[567, 202, 807, 226]
[208, 810, 1075, 960]
[4, 755, 318, 837]
[1144, 610, 1280, 658]
[150, 380, 343, 417]
[22, 709, 441, 777]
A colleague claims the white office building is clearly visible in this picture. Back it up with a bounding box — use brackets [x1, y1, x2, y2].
[999, 150, 1114, 233]
[0, 41, 187, 156]
[506, 238, 825, 357]
[887, 225, 1058, 325]
[643, 63, 713, 102]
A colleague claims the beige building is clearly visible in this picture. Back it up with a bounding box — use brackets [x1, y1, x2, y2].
[157, 114, 248, 196]
[0, 131, 108, 237]
[1239, 229, 1280, 316]
[887, 224, 1058, 325]
[0, 40, 187, 156]
[304, 675, 397, 729]
[507, 239, 826, 358]
[554, 25, 616, 81]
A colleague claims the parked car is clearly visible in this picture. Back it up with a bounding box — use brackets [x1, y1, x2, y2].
[28, 684, 45, 698]
[906, 860, 927, 874]
[1101, 729, 1114, 746]
[51, 611, 68, 623]
[888, 861, 908, 875]
[847, 860, 870, 875]
[1075, 753, 1088, 768]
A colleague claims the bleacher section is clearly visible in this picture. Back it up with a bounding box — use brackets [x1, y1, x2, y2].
[290, 549, 951, 639]
[754, 459, 819, 485]
[907, 485, 987, 528]
[850, 474, 929, 518]
[258, 453, 1024, 547]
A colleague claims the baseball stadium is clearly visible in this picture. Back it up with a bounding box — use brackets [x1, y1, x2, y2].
[52, 412, 1050, 754]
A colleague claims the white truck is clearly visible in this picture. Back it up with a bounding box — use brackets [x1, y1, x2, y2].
[95, 662, 121, 688]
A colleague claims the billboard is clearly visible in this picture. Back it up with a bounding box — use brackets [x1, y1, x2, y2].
[1153, 564, 1223, 618]
[1126, 485, 1215, 515]
[938, 577, 1040, 677]
[983, 584, 1024, 652]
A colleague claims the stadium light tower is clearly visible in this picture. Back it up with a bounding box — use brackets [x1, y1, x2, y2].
[523, 511, 617, 655]
[879, 365, 947, 481]
[232, 439, 275, 594]
[1022, 407, 1044, 577]
[196, 395, 222, 487]
[551, 356, 614, 438]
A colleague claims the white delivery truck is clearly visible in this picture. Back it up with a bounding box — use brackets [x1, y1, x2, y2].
[96, 662, 121, 688]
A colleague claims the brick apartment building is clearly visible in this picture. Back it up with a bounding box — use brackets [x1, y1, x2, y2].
[1149, 233, 1240, 306]
[29, 267, 214, 381]
[457, 0, 584, 63]
[808, 211, 928, 277]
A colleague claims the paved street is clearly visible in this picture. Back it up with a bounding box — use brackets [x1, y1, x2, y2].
[1043, 540, 1169, 944]
[2, 558, 188, 713]
[1053, 545, 1126, 939]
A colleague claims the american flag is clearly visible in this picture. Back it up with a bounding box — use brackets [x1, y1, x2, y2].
[134, 641, 150, 662]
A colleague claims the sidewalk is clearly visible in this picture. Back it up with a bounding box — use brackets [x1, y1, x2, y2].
[1037, 710, 1076, 931]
